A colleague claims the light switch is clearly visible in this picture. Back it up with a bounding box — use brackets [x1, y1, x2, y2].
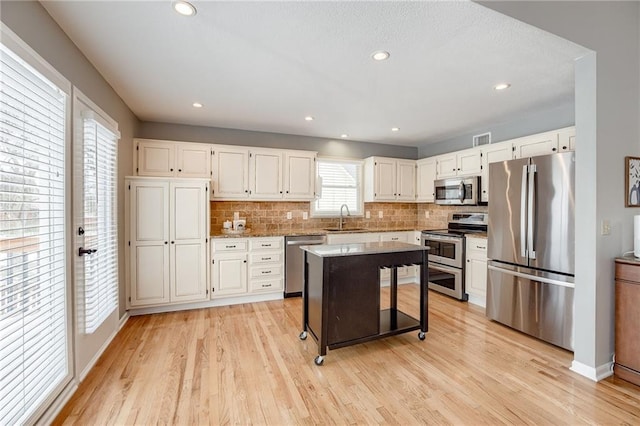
[424, 211, 430, 219]
[286, 211, 292, 220]
[601, 219, 611, 236]
[365, 211, 371, 219]
[378, 211, 383, 219]
[302, 212, 308, 220]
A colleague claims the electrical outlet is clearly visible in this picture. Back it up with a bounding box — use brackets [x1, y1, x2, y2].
[424, 211, 430, 219]
[378, 211, 383, 219]
[601, 219, 611, 236]
[286, 211, 292, 220]
[365, 211, 371, 219]
[302, 212, 308, 220]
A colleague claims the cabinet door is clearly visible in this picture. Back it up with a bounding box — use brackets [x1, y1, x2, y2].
[212, 253, 248, 297]
[374, 158, 397, 201]
[416, 158, 436, 202]
[436, 154, 457, 178]
[456, 149, 482, 175]
[513, 132, 559, 159]
[284, 152, 316, 200]
[212, 146, 249, 199]
[480, 143, 513, 202]
[558, 127, 576, 152]
[176, 143, 211, 178]
[137, 140, 176, 177]
[170, 182, 208, 303]
[129, 181, 170, 306]
[466, 257, 487, 306]
[396, 160, 416, 201]
[249, 149, 282, 199]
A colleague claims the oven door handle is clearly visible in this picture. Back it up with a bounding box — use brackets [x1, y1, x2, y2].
[428, 262, 462, 275]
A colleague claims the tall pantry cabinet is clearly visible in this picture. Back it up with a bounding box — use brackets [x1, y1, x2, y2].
[126, 177, 210, 308]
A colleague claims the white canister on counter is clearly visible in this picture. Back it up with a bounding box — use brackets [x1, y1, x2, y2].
[223, 220, 232, 229]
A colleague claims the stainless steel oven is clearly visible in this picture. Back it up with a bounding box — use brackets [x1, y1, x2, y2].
[421, 232, 466, 300]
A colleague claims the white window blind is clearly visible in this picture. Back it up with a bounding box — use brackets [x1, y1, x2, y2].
[81, 116, 118, 334]
[312, 158, 363, 217]
[0, 42, 69, 425]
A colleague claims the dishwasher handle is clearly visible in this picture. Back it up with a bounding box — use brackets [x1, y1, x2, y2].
[286, 239, 326, 246]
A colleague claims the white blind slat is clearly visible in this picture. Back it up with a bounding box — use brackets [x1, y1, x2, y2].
[0, 40, 68, 425]
[312, 159, 363, 217]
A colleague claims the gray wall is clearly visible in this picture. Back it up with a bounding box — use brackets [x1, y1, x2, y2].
[0, 1, 139, 320]
[138, 121, 418, 160]
[480, 1, 640, 378]
[418, 103, 575, 157]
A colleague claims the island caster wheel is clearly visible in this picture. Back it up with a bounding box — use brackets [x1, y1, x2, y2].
[314, 355, 324, 366]
[418, 331, 426, 341]
[299, 331, 307, 340]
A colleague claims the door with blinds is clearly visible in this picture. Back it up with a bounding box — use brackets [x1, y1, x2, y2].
[72, 92, 120, 379]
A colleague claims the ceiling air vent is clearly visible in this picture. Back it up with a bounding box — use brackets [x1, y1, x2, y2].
[472, 132, 491, 147]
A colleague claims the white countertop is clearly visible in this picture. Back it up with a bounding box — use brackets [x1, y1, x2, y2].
[300, 241, 428, 258]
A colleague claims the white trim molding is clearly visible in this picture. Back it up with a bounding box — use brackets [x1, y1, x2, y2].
[570, 360, 614, 382]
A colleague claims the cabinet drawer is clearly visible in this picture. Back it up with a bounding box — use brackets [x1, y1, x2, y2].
[213, 239, 247, 252]
[616, 262, 640, 283]
[250, 265, 283, 278]
[466, 238, 487, 252]
[250, 252, 282, 264]
[250, 278, 283, 293]
[249, 238, 282, 251]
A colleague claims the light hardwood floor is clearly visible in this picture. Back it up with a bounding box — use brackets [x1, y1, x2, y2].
[55, 285, 640, 424]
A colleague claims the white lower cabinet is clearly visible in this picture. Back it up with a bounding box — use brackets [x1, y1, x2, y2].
[127, 177, 210, 308]
[211, 237, 284, 298]
[465, 237, 488, 308]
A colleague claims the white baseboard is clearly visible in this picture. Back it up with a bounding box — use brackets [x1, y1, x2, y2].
[78, 315, 129, 382]
[570, 359, 614, 381]
[467, 294, 486, 309]
[35, 380, 78, 425]
[128, 292, 284, 316]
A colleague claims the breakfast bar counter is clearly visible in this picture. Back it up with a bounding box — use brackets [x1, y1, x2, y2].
[299, 241, 429, 365]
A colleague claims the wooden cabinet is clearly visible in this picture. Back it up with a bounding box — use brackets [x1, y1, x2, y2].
[127, 177, 209, 308]
[364, 157, 416, 202]
[212, 145, 316, 201]
[435, 149, 481, 179]
[512, 131, 559, 159]
[284, 151, 316, 200]
[614, 258, 640, 386]
[479, 142, 514, 202]
[211, 237, 284, 298]
[249, 149, 282, 199]
[465, 237, 488, 308]
[416, 157, 436, 202]
[135, 139, 211, 178]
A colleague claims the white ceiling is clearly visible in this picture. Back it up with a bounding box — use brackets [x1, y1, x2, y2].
[42, 0, 589, 147]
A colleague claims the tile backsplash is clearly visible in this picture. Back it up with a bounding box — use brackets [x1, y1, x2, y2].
[211, 201, 487, 233]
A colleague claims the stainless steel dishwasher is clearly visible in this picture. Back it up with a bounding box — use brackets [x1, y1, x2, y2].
[285, 234, 326, 297]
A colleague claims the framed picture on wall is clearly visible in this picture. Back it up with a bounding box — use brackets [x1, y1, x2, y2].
[626, 156, 640, 207]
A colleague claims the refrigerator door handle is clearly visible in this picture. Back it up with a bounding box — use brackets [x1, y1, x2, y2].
[528, 164, 537, 259]
[487, 264, 575, 288]
[520, 165, 528, 258]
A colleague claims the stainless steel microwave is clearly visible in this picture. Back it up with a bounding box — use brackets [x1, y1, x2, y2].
[434, 176, 480, 205]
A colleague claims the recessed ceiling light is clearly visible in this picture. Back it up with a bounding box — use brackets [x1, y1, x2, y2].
[173, 1, 197, 17]
[340, 134, 349, 138]
[304, 116, 314, 121]
[371, 50, 390, 61]
[192, 102, 203, 108]
[391, 127, 400, 132]
[494, 83, 511, 91]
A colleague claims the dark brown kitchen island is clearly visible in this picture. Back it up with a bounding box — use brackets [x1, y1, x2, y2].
[299, 241, 429, 365]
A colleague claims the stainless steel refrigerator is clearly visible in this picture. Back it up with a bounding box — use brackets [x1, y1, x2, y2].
[487, 151, 575, 351]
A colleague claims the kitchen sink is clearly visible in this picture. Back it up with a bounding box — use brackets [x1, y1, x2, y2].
[323, 228, 368, 232]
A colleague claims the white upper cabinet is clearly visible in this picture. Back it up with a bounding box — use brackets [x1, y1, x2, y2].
[283, 151, 316, 200]
[435, 153, 457, 178]
[512, 131, 559, 159]
[396, 160, 417, 201]
[456, 148, 482, 176]
[558, 126, 576, 152]
[416, 157, 436, 202]
[479, 142, 514, 202]
[249, 149, 283, 199]
[135, 139, 210, 178]
[364, 157, 416, 202]
[211, 146, 250, 199]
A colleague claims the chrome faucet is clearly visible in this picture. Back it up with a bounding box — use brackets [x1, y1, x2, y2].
[339, 204, 351, 230]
